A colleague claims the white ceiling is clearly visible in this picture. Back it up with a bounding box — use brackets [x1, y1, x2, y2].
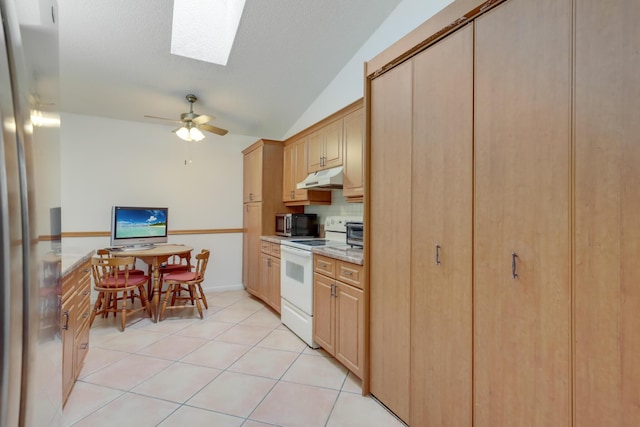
[49, 0, 401, 140]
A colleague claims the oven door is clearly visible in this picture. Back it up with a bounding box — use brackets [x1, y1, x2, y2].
[280, 245, 313, 315]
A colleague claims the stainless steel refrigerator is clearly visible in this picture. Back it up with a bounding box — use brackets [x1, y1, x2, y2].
[1, 0, 62, 425]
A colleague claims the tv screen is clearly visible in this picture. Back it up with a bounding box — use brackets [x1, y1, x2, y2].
[110, 206, 168, 248]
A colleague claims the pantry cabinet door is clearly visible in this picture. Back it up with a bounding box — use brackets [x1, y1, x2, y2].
[410, 23, 473, 427]
[474, 0, 572, 425]
[369, 59, 413, 424]
[574, 0, 640, 425]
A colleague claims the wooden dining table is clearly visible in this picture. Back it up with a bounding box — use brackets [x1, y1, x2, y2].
[110, 244, 193, 322]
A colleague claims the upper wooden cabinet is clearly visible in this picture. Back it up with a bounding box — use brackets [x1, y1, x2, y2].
[342, 108, 364, 201]
[243, 146, 263, 203]
[282, 137, 332, 206]
[307, 119, 343, 173]
[283, 99, 363, 205]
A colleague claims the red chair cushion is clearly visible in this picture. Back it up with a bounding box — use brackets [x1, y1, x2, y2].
[164, 271, 197, 282]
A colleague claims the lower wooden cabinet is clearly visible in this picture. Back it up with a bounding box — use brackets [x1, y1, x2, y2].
[313, 255, 364, 379]
[259, 241, 281, 313]
[62, 256, 92, 406]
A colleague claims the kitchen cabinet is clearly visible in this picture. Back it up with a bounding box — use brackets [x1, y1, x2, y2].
[307, 118, 343, 173]
[410, 24, 473, 427]
[282, 137, 331, 206]
[342, 107, 364, 201]
[243, 146, 263, 203]
[369, 59, 413, 423]
[242, 140, 301, 297]
[474, 0, 572, 424]
[259, 240, 281, 313]
[313, 254, 364, 379]
[367, 0, 575, 425]
[574, 1, 640, 425]
[62, 256, 92, 406]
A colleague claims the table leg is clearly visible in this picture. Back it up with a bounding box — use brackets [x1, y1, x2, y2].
[152, 258, 161, 322]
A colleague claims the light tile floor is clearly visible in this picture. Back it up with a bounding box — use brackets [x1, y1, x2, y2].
[63, 289, 406, 427]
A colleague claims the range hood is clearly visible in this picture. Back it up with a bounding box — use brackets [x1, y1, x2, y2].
[296, 166, 343, 189]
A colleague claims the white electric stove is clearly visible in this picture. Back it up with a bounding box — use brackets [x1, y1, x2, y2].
[280, 215, 362, 347]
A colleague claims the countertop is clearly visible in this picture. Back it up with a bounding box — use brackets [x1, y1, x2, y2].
[60, 248, 96, 278]
[312, 245, 364, 266]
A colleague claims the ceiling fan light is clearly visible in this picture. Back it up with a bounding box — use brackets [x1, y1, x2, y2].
[176, 126, 192, 141]
[190, 127, 205, 141]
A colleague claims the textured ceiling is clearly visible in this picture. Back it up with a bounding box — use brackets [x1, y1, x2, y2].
[53, 0, 402, 139]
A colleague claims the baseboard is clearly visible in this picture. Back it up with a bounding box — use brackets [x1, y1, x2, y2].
[201, 283, 245, 293]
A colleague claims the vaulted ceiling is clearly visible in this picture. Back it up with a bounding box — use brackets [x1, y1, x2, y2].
[52, 0, 402, 139]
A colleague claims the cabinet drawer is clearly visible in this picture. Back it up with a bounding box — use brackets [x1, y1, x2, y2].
[270, 242, 281, 258]
[314, 255, 336, 278]
[75, 322, 90, 371]
[260, 240, 271, 253]
[337, 261, 363, 289]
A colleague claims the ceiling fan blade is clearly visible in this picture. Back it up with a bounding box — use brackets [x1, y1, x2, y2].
[192, 114, 214, 125]
[144, 114, 182, 124]
[199, 123, 228, 136]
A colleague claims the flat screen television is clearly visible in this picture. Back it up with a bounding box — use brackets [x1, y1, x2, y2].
[110, 206, 168, 249]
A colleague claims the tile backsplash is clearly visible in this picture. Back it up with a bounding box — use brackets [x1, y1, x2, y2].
[304, 189, 363, 227]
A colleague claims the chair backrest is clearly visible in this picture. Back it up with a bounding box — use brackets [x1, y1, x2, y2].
[91, 255, 136, 287]
[166, 251, 192, 269]
[97, 248, 139, 273]
[193, 249, 210, 281]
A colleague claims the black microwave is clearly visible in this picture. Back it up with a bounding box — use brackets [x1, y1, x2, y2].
[275, 213, 318, 237]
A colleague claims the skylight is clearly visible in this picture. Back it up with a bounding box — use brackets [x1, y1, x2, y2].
[171, 0, 246, 66]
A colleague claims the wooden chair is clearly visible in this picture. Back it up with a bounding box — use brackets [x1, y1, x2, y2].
[154, 250, 192, 299]
[96, 248, 145, 315]
[89, 256, 151, 331]
[160, 249, 210, 320]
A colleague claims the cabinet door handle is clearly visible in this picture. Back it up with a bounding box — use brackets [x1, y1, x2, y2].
[62, 311, 70, 330]
[512, 252, 519, 279]
[330, 283, 335, 297]
[435, 244, 441, 266]
[267, 258, 271, 267]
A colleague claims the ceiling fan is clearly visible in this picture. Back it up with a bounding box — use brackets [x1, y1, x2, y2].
[145, 94, 228, 141]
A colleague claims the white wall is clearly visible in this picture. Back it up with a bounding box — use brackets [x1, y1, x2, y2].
[283, 0, 454, 139]
[61, 112, 258, 290]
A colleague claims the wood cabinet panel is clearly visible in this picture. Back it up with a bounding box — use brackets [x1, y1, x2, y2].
[474, 0, 572, 425]
[314, 254, 336, 277]
[307, 119, 343, 173]
[574, 1, 640, 425]
[336, 261, 362, 290]
[410, 23, 473, 427]
[343, 108, 364, 200]
[335, 282, 364, 379]
[313, 273, 335, 353]
[62, 257, 92, 407]
[243, 147, 263, 202]
[244, 202, 262, 297]
[369, 59, 413, 423]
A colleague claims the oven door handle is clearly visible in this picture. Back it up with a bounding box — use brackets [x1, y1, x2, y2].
[281, 245, 313, 258]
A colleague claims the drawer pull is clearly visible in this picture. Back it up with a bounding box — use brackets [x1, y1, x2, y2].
[319, 263, 327, 268]
[83, 290, 90, 296]
[83, 312, 89, 319]
[80, 343, 89, 350]
[62, 311, 69, 330]
[342, 271, 353, 276]
[83, 268, 90, 273]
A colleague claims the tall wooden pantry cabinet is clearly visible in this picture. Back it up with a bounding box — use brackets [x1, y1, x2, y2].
[242, 140, 300, 298]
[366, 0, 639, 426]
